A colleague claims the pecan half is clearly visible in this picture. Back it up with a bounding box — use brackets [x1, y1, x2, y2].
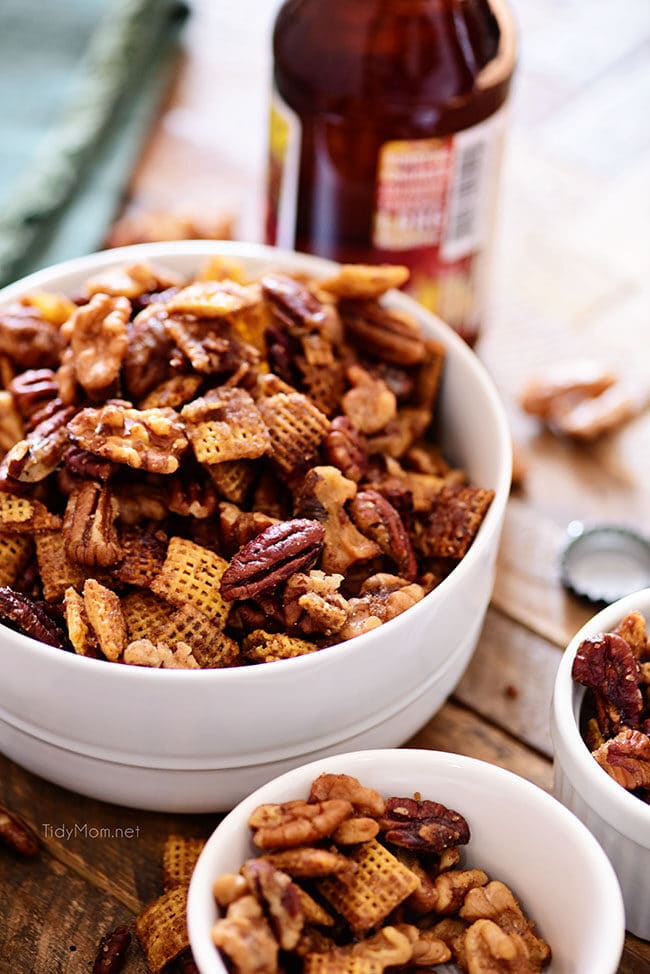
[242, 859, 304, 950]
[92, 924, 132, 974]
[64, 445, 115, 481]
[68, 404, 188, 474]
[572, 632, 643, 732]
[220, 519, 324, 601]
[0, 405, 74, 482]
[309, 773, 386, 817]
[63, 481, 122, 568]
[349, 489, 417, 580]
[323, 415, 368, 482]
[0, 305, 64, 369]
[341, 301, 427, 366]
[8, 369, 59, 420]
[381, 797, 470, 852]
[123, 309, 176, 401]
[249, 799, 353, 849]
[262, 273, 331, 333]
[260, 847, 354, 877]
[0, 586, 67, 647]
[593, 728, 650, 790]
[332, 817, 381, 844]
[0, 803, 40, 857]
[62, 293, 130, 397]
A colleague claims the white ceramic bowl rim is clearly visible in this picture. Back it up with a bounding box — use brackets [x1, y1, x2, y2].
[553, 587, 650, 839]
[0, 240, 512, 684]
[187, 748, 625, 974]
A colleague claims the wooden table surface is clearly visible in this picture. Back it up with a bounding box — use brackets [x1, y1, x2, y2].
[1, 1, 649, 971]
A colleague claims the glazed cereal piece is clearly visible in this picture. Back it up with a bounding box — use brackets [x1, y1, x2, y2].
[243, 630, 319, 664]
[154, 604, 240, 668]
[35, 531, 88, 602]
[163, 835, 206, 891]
[115, 527, 167, 588]
[150, 537, 231, 627]
[257, 392, 330, 480]
[182, 388, 270, 464]
[318, 839, 419, 935]
[120, 590, 172, 644]
[319, 264, 409, 300]
[0, 534, 32, 587]
[83, 579, 127, 662]
[416, 484, 494, 559]
[136, 886, 191, 973]
[63, 587, 100, 658]
[0, 493, 61, 535]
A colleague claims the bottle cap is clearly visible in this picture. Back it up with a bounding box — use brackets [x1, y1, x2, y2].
[560, 521, 650, 605]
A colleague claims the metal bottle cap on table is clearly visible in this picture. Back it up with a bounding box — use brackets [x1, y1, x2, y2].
[560, 521, 650, 605]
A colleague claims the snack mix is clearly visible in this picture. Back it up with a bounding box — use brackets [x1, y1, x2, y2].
[0, 258, 494, 667]
[210, 772, 551, 974]
[572, 609, 650, 803]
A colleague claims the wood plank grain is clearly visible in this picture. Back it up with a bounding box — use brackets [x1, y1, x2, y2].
[0, 852, 149, 974]
[405, 699, 553, 793]
[492, 498, 594, 648]
[0, 755, 217, 913]
[453, 607, 561, 757]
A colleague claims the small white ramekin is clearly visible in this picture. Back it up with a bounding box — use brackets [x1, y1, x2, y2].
[551, 587, 650, 940]
[188, 749, 625, 974]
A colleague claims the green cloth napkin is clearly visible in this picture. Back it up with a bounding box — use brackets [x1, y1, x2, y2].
[0, 0, 188, 288]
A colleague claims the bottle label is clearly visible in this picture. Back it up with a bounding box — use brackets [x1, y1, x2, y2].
[266, 88, 301, 249]
[372, 109, 507, 341]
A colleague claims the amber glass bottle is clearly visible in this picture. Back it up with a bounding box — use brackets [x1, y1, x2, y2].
[266, 0, 516, 344]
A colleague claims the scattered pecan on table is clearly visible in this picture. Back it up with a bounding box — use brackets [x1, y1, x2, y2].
[0, 258, 495, 667]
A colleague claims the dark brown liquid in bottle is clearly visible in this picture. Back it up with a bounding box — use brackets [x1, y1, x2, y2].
[267, 0, 515, 343]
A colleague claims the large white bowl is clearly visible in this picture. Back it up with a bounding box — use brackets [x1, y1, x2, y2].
[551, 588, 650, 940]
[188, 748, 625, 974]
[0, 241, 511, 812]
